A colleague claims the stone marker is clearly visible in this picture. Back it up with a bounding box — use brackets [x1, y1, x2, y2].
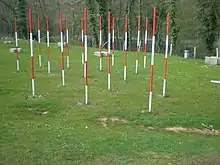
[4, 41, 13, 44]
[94, 51, 108, 57]
[9, 48, 23, 53]
[205, 56, 218, 65]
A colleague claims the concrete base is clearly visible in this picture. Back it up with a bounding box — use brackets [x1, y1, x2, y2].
[9, 48, 23, 53]
[217, 58, 220, 65]
[94, 51, 109, 57]
[4, 41, 13, 44]
[57, 42, 67, 48]
[211, 80, 220, 84]
[205, 56, 219, 65]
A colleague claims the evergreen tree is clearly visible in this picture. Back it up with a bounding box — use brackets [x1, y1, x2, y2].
[15, 0, 28, 39]
[167, 0, 179, 52]
[195, 0, 219, 56]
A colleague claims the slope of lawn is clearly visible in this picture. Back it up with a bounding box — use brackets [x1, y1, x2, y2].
[0, 40, 220, 165]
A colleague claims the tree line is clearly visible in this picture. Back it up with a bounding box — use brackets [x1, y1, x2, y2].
[0, 0, 220, 57]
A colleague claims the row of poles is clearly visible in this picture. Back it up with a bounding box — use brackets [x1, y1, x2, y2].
[81, 8, 171, 112]
[14, 9, 70, 95]
[13, 7, 170, 112]
[29, 9, 69, 97]
[14, 11, 70, 73]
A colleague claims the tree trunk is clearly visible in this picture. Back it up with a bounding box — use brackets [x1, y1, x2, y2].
[96, 0, 108, 49]
[86, 0, 99, 47]
[127, 0, 135, 51]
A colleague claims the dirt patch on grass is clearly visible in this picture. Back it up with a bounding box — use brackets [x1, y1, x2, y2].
[98, 116, 220, 135]
[98, 117, 128, 128]
[139, 125, 220, 135]
[189, 156, 220, 165]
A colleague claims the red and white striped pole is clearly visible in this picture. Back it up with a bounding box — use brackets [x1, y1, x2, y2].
[123, 15, 128, 81]
[81, 17, 85, 77]
[149, 7, 156, 112]
[162, 12, 170, 97]
[46, 16, 51, 74]
[84, 8, 88, 104]
[14, 17, 19, 72]
[99, 15, 102, 71]
[135, 16, 140, 74]
[60, 12, 65, 86]
[66, 16, 70, 69]
[112, 17, 115, 66]
[107, 11, 111, 90]
[29, 9, 35, 96]
[37, 17, 42, 68]
[144, 17, 148, 69]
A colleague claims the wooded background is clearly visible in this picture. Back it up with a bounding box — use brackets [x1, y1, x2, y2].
[0, 0, 220, 58]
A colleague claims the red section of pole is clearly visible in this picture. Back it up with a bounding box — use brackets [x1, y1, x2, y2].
[153, 7, 157, 36]
[29, 9, 32, 34]
[38, 17, 40, 29]
[166, 13, 170, 36]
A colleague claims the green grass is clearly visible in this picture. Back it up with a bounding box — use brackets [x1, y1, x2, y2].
[1, 40, 220, 165]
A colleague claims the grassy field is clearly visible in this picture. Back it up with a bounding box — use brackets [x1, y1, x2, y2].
[1, 40, 220, 165]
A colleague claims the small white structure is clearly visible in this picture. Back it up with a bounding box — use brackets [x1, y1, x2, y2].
[9, 48, 23, 53]
[57, 42, 67, 48]
[205, 56, 219, 65]
[184, 50, 190, 59]
[4, 41, 13, 44]
[94, 51, 108, 57]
